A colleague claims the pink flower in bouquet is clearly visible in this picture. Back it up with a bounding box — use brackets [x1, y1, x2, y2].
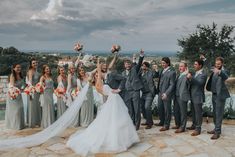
[111, 45, 121, 53]
[74, 42, 83, 52]
[24, 85, 36, 96]
[35, 82, 45, 93]
[8, 86, 21, 100]
[54, 87, 66, 98]
[71, 88, 79, 99]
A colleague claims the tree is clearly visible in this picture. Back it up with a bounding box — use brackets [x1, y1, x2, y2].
[177, 23, 235, 74]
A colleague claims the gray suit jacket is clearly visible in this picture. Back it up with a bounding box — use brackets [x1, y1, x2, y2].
[189, 70, 207, 104]
[141, 70, 159, 96]
[157, 67, 176, 99]
[175, 75, 190, 102]
[123, 56, 144, 91]
[106, 72, 126, 90]
[206, 69, 230, 100]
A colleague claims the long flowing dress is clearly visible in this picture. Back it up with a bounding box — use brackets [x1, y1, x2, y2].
[67, 85, 140, 156]
[77, 79, 94, 127]
[67, 74, 79, 126]
[5, 80, 25, 130]
[56, 79, 67, 119]
[41, 79, 55, 128]
[27, 71, 41, 127]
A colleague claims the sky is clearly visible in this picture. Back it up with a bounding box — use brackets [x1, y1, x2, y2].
[0, 0, 235, 52]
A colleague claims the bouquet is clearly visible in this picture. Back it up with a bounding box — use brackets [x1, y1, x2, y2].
[111, 44, 121, 53]
[8, 86, 21, 100]
[71, 88, 79, 99]
[54, 87, 67, 98]
[35, 82, 45, 94]
[74, 42, 83, 52]
[24, 84, 36, 96]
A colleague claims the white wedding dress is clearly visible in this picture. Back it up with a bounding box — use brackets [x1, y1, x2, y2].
[67, 85, 139, 156]
[0, 84, 139, 156]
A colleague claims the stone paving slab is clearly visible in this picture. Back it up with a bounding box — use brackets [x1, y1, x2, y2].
[0, 120, 235, 157]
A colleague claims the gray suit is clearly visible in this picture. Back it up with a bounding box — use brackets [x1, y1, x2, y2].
[157, 67, 176, 129]
[123, 56, 144, 130]
[206, 68, 230, 134]
[140, 70, 159, 125]
[174, 74, 190, 130]
[189, 70, 207, 132]
[106, 71, 126, 99]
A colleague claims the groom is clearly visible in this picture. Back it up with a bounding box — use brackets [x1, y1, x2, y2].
[122, 50, 144, 130]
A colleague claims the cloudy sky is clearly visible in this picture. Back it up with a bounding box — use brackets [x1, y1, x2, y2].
[0, 0, 235, 52]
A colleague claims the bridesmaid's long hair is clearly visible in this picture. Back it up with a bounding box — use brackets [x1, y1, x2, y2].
[28, 58, 37, 70]
[77, 66, 86, 81]
[41, 64, 52, 77]
[57, 66, 65, 75]
[10, 63, 23, 81]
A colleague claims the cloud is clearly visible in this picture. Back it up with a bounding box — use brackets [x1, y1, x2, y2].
[0, 0, 234, 51]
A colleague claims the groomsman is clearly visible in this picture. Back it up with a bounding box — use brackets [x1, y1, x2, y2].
[174, 61, 190, 133]
[140, 62, 159, 129]
[187, 59, 207, 136]
[206, 57, 230, 139]
[122, 50, 144, 130]
[156, 57, 176, 131]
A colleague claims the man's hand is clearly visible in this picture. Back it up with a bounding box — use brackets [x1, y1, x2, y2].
[140, 49, 144, 56]
[162, 93, 167, 100]
[213, 68, 221, 74]
[187, 73, 192, 79]
[112, 89, 121, 94]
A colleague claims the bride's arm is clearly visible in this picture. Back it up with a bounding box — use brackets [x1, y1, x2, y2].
[95, 58, 103, 94]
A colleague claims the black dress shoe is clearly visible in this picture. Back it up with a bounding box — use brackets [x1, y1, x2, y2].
[211, 134, 220, 140]
[155, 123, 164, 126]
[186, 126, 196, 130]
[207, 130, 215, 134]
[141, 122, 148, 126]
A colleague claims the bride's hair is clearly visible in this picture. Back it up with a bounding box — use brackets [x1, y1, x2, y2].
[88, 71, 98, 86]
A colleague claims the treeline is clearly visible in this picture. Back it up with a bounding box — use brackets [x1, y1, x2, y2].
[177, 23, 235, 75]
[0, 47, 61, 82]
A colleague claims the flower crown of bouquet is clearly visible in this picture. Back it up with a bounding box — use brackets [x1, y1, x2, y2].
[74, 42, 83, 52]
[24, 84, 36, 96]
[71, 88, 79, 99]
[111, 45, 121, 53]
[54, 87, 67, 98]
[8, 86, 21, 100]
[35, 82, 45, 94]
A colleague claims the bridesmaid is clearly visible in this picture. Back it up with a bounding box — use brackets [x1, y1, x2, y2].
[77, 66, 94, 127]
[5, 64, 25, 130]
[67, 63, 79, 126]
[40, 65, 55, 128]
[26, 58, 41, 127]
[56, 66, 67, 119]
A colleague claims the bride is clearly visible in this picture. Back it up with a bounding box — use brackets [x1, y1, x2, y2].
[0, 59, 139, 156]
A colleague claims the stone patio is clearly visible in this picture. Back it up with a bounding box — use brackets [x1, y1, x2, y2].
[0, 120, 235, 157]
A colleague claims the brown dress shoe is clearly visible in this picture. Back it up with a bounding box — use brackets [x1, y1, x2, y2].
[191, 130, 200, 136]
[159, 127, 169, 132]
[186, 126, 196, 130]
[207, 130, 215, 134]
[175, 128, 185, 133]
[171, 126, 180, 129]
[211, 134, 220, 140]
[145, 125, 152, 129]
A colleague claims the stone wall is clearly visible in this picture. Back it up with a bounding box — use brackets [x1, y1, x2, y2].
[0, 76, 8, 103]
